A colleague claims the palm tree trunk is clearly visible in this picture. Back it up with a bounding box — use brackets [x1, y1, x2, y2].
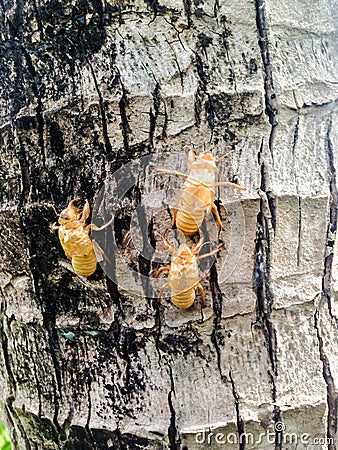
[0, 0, 337, 448]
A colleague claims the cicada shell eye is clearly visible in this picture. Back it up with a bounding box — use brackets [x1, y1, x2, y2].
[60, 199, 82, 221]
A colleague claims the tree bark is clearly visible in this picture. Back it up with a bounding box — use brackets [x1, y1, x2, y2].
[0, 0, 337, 449]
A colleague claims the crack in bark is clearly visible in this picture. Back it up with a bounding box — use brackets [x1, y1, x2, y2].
[255, 146, 282, 447]
[168, 365, 180, 450]
[255, 162, 278, 375]
[209, 262, 226, 382]
[14, 126, 31, 207]
[254, 0, 278, 159]
[314, 309, 338, 450]
[292, 116, 300, 157]
[21, 47, 45, 166]
[116, 426, 127, 450]
[87, 60, 114, 159]
[229, 370, 246, 450]
[297, 196, 302, 267]
[83, 336, 96, 449]
[31, 330, 42, 418]
[162, 101, 168, 139]
[149, 82, 161, 148]
[316, 115, 338, 450]
[323, 116, 338, 323]
[182, 0, 192, 28]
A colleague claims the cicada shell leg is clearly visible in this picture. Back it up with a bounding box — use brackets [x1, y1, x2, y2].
[155, 265, 170, 278]
[197, 283, 205, 306]
[90, 217, 113, 231]
[155, 168, 189, 179]
[171, 208, 177, 228]
[211, 203, 225, 231]
[158, 282, 169, 302]
[214, 181, 246, 191]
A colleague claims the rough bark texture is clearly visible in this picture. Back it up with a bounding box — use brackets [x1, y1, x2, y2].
[0, 0, 337, 449]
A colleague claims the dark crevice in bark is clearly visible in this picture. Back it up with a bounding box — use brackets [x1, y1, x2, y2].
[194, 51, 210, 129]
[32, 0, 44, 41]
[154, 299, 163, 364]
[182, 0, 193, 28]
[266, 190, 277, 233]
[255, 149, 278, 374]
[168, 365, 180, 450]
[134, 183, 155, 297]
[297, 196, 302, 267]
[229, 370, 246, 450]
[0, 323, 20, 449]
[144, 0, 167, 21]
[254, 0, 278, 158]
[254, 147, 281, 447]
[31, 331, 42, 418]
[323, 116, 338, 323]
[314, 310, 338, 450]
[171, 50, 184, 92]
[292, 116, 300, 157]
[87, 60, 114, 159]
[209, 262, 226, 382]
[317, 115, 338, 450]
[149, 82, 161, 148]
[14, 127, 31, 207]
[116, 426, 127, 450]
[83, 337, 96, 449]
[205, 93, 216, 131]
[195, 52, 209, 89]
[21, 47, 45, 166]
[272, 399, 283, 450]
[194, 87, 203, 127]
[213, 0, 220, 17]
[162, 101, 168, 139]
[120, 331, 133, 395]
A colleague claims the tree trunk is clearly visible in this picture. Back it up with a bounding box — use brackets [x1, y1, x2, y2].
[0, 0, 337, 449]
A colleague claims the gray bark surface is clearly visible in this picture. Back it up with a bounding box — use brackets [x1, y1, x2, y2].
[0, 0, 337, 449]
